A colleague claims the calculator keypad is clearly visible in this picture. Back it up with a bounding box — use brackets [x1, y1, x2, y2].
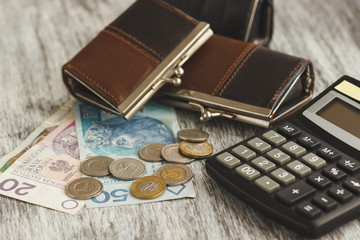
[208, 121, 360, 222]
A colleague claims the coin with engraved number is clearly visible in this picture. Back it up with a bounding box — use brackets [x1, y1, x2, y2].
[130, 176, 166, 199]
[109, 158, 146, 180]
[179, 141, 213, 158]
[178, 129, 209, 142]
[155, 164, 193, 186]
[161, 144, 194, 164]
[80, 156, 114, 177]
[65, 177, 103, 200]
[138, 143, 165, 162]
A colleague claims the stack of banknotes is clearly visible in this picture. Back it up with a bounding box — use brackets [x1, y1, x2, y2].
[0, 99, 196, 214]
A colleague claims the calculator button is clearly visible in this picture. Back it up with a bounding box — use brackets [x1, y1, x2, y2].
[317, 146, 340, 161]
[262, 130, 286, 146]
[247, 138, 271, 153]
[343, 178, 360, 195]
[265, 149, 291, 165]
[270, 168, 296, 185]
[337, 158, 360, 173]
[276, 181, 315, 206]
[287, 160, 312, 177]
[312, 194, 337, 211]
[296, 201, 321, 219]
[278, 123, 301, 138]
[328, 186, 353, 203]
[307, 173, 331, 189]
[301, 153, 326, 170]
[322, 166, 346, 181]
[297, 134, 320, 150]
[251, 156, 276, 173]
[255, 176, 280, 194]
[216, 152, 241, 169]
[281, 141, 306, 157]
[235, 164, 260, 181]
[231, 145, 256, 161]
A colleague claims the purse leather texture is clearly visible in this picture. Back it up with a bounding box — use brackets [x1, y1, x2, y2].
[164, 34, 315, 113]
[62, 0, 199, 108]
[163, 0, 273, 44]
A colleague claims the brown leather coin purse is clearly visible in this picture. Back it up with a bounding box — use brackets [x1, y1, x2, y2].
[62, 0, 212, 119]
[62, 0, 315, 128]
[159, 35, 315, 127]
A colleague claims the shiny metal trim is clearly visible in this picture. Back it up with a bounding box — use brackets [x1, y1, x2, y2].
[244, 0, 259, 42]
[118, 22, 213, 120]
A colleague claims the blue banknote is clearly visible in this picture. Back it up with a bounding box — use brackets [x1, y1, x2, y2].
[74, 101, 180, 159]
[74, 101, 195, 207]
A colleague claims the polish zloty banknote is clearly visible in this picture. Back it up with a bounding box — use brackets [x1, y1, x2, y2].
[0, 116, 85, 214]
[74, 101, 196, 208]
[0, 99, 75, 173]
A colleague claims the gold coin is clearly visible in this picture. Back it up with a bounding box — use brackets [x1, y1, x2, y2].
[65, 177, 103, 200]
[130, 176, 166, 199]
[155, 164, 193, 186]
[80, 156, 114, 177]
[179, 141, 213, 158]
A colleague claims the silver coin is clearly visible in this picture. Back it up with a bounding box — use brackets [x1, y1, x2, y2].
[138, 143, 165, 162]
[109, 158, 146, 180]
[155, 164, 193, 186]
[161, 144, 194, 164]
[80, 156, 114, 177]
[178, 129, 209, 142]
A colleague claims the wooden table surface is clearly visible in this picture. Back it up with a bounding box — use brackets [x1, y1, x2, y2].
[1, 0, 360, 239]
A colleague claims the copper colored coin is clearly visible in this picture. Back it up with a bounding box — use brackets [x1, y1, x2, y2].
[179, 141, 213, 159]
[155, 164, 193, 186]
[65, 177, 103, 200]
[161, 144, 194, 164]
[80, 156, 114, 177]
[138, 143, 165, 162]
[178, 129, 209, 142]
[130, 176, 166, 199]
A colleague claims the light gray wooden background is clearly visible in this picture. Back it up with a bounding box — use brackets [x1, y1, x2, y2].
[0, 0, 360, 239]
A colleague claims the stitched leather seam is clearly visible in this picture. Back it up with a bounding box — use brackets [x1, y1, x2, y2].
[218, 45, 261, 96]
[66, 64, 121, 105]
[107, 25, 163, 60]
[103, 30, 160, 65]
[152, 0, 198, 25]
[212, 44, 255, 95]
[266, 59, 306, 108]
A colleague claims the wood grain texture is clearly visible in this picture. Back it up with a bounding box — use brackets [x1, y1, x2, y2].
[0, 0, 359, 239]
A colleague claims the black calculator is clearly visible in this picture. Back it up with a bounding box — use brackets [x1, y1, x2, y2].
[205, 76, 360, 238]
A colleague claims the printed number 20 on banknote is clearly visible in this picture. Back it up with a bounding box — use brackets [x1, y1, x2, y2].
[74, 101, 196, 208]
[0, 116, 84, 214]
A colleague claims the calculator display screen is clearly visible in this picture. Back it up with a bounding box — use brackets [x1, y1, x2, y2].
[316, 98, 360, 138]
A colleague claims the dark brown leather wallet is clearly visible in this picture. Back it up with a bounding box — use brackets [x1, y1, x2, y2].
[159, 34, 315, 127]
[62, 0, 212, 119]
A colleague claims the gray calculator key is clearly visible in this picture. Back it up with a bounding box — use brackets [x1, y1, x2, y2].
[231, 145, 256, 161]
[262, 130, 286, 146]
[301, 153, 326, 170]
[266, 149, 291, 165]
[247, 138, 271, 153]
[271, 168, 296, 185]
[216, 152, 241, 169]
[287, 160, 312, 177]
[235, 164, 260, 181]
[255, 176, 280, 193]
[251, 156, 276, 173]
[281, 141, 306, 157]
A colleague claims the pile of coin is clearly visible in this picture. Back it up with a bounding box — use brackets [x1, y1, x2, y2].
[139, 128, 213, 164]
[65, 128, 212, 201]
